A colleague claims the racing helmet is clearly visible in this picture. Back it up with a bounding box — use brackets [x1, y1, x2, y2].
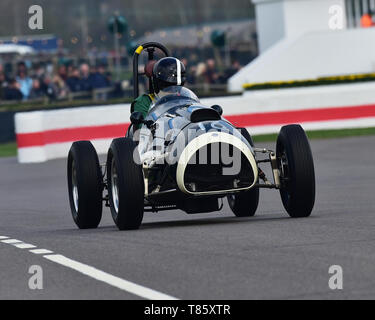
[152, 57, 186, 93]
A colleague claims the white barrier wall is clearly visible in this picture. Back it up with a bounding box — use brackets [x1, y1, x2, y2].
[15, 104, 131, 163]
[229, 27, 375, 92]
[15, 82, 375, 163]
[253, 0, 346, 53]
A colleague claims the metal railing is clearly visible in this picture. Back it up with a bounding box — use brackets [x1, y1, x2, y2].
[0, 83, 230, 106]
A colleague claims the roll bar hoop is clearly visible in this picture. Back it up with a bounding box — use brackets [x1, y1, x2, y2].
[132, 42, 170, 99]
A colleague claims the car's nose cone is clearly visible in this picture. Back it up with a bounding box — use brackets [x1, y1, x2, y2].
[176, 132, 258, 195]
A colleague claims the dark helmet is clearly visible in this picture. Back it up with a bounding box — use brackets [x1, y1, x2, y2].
[152, 57, 186, 93]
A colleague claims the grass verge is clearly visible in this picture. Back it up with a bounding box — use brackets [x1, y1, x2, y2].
[0, 142, 17, 158]
[1, 127, 375, 158]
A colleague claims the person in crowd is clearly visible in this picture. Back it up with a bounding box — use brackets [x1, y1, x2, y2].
[186, 65, 197, 85]
[105, 71, 113, 86]
[89, 64, 110, 89]
[32, 63, 46, 89]
[66, 65, 74, 81]
[66, 67, 82, 92]
[181, 58, 188, 69]
[52, 74, 69, 98]
[79, 63, 92, 91]
[88, 64, 111, 100]
[99, 64, 111, 87]
[3, 79, 23, 100]
[16, 69, 33, 100]
[195, 62, 207, 84]
[204, 59, 219, 84]
[29, 78, 45, 99]
[42, 75, 57, 100]
[57, 65, 68, 82]
[17, 61, 27, 75]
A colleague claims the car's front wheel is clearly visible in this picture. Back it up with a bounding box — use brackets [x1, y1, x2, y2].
[67, 141, 103, 229]
[107, 138, 144, 230]
[276, 124, 315, 218]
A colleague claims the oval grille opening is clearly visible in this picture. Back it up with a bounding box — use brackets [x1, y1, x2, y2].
[183, 142, 254, 193]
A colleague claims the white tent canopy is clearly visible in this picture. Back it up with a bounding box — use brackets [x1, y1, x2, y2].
[0, 44, 35, 55]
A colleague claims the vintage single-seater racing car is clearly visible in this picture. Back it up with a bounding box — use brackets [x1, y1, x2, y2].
[67, 42, 315, 230]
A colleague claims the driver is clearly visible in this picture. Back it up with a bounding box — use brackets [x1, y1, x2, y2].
[131, 57, 186, 119]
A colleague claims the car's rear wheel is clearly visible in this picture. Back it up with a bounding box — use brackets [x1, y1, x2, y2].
[107, 138, 144, 230]
[227, 187, 259, 217]
[67, 141, 103, 229]
[276, 124, 315, 218]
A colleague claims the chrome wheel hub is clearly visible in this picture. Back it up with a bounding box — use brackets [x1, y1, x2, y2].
[111, 158, 119, 214]
[72, 160, 79, 212]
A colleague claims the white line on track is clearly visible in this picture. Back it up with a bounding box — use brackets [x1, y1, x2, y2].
[44, 254, 178, 300]
[0, 235, 178, 300]
[1, 239, 22, 244]
[13, 243, 36, 249]
[30, 249, 53, 255]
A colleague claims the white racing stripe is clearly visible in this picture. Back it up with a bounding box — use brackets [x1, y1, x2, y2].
[175, 58, 181, 85]
[44, 254, 178, 300]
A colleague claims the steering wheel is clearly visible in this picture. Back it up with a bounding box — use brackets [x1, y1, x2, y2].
[133, 42, 170, 99]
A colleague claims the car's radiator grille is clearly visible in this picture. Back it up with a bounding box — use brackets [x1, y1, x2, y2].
[183, 142, 254, 193]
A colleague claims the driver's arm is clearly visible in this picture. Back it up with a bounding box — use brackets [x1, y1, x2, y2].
[131, 94, 154, 119]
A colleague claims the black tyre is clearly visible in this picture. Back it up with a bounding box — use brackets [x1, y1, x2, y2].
[227, 187, 259, 217]
[107, 138, 144, 230]
[276, 124, 315, 218]
[67, 141, 103, 229]
[228, 128, 258, 217]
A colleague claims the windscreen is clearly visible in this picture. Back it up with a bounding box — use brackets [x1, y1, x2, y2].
[155, 86, 200, 103]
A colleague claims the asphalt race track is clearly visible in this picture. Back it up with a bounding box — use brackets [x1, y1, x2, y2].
[0, 136, 374, 299]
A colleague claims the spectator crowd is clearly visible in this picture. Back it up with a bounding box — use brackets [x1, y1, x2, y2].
[0, 61, 112, 102]
[0, 53, 244, 103]
[167, 47, 243, 87]
[183, 58, 242, 86]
